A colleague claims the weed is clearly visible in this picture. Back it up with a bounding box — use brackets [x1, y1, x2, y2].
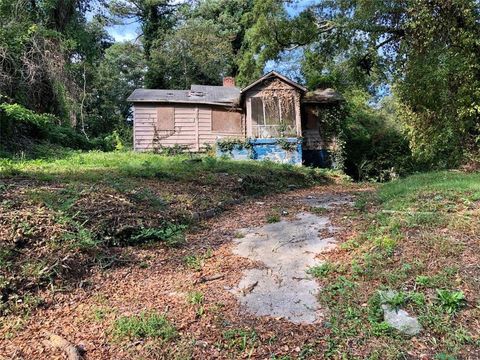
[222, 328, 257, 352]
[434, 354, 457, 360]
[307, 262, 334, 278]
[184, 255, 202, 271]
[374, 235, 397, 256]
[183, 249, 213, 271]
[233, 231, 245, 239]
[354, 195, 368, 211]
[113, 311, 177, 340]
[370, 321, 392, 336]
[436, 289, 466, 314]
[266, 213, 281, 223]
[128, 223, 187, 247]
[310, 206, 328, 214]
[92, 306, 115, 322]
[416, 275, 432, 287]
[186, 291, 204, 305]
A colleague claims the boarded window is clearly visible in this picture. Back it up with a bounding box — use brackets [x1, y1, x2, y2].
[305, 107, 318, 129]
[156, 106, 175, 130]
[212, 109, 242, 133]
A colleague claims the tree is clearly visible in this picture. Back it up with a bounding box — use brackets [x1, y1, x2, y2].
[300, 0, 480, 165]
[148, 17, 234, 89]
[86, 41, 146, 135]
[109, 0, 180, 88]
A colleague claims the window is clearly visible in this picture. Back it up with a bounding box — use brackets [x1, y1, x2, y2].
[212, 109, 242, 133]
[251, 96, 297, 137]
[156, 106, 174, 130]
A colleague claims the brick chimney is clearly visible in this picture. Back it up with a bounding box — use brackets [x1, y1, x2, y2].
[223, 76, 235, 87]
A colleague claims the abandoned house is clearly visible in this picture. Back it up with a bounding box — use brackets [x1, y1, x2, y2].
[127, 71, 343, 166]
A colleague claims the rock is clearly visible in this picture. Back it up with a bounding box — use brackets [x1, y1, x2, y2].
[382, 305, 422, 336]
[378, 290, 422, 336]
[195, 340, 208, 348]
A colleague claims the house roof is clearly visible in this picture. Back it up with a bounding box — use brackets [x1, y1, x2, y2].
[303, 88, 344, 104]
[127, 85, 241, 106]
[241, 71, 307, 93]
[127, 72, 313, 106]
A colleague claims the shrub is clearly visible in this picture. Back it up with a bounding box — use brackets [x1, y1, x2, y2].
[0, 102, 110, 157]
[342, 91, 418, 181]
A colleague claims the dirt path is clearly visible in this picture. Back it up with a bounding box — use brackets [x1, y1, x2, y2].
[1, 184, 367, 360]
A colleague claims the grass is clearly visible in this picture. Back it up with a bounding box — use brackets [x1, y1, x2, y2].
[315, 171, 480, 358]
[113, 311, 177, 340]
[0, 151, 331, 191]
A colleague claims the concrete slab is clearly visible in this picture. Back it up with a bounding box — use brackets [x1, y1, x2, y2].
[230, 212, 338, 324]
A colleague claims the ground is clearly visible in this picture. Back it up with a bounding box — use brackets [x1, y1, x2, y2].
[0, 153, 479, 359]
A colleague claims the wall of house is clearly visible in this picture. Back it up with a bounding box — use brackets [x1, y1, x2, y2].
[133, 103, 243, 152]
[217, 138, 302, 165]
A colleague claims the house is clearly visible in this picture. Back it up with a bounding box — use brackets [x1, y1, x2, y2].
[127, 71, 343, 166]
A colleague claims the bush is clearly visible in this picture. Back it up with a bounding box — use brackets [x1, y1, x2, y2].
[342, 91, 418, 181]
[0, 102, 111, 157]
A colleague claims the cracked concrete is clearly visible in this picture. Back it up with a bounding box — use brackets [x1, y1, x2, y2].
[230, 210, 339, 324]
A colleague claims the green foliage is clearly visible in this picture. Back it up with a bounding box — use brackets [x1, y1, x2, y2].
[341, 91, 416, 181]
[216, 138, 252, 153]
[276, 138, 298, 152]
[222, 328, 258, 352]
[113, 312, 177, 340]
[436, 290, 466, 314]
[186, 291, 204, 305]
[307, 262, 334, 278]
[300, 0, 480, 167]
[127, 224, 187, 247]
[0, 102, 109, 157]
[266, 213, 280, 223]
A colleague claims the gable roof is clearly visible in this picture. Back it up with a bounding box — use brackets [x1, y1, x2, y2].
[127, 85, 241, 106]
[241, 71, 307, 93]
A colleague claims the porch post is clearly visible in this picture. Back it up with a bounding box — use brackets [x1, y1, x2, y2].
[295, 94, 302, 137]
[246, 97, 253, 137]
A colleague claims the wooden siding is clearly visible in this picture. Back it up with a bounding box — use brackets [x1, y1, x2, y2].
[133, 103, 243, 152]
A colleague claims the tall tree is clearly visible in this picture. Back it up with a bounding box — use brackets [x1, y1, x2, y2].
[109, 0, 180, 87]
[87, 41, 146, 135]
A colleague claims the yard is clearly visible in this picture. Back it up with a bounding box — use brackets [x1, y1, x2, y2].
[0, 153, 479, 359]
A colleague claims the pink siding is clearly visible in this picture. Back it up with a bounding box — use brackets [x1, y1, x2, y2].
[133, 103, 243, 152]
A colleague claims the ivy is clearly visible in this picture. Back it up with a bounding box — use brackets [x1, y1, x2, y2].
[276, 138, 299, 152]
[216, 138, 252, 153]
